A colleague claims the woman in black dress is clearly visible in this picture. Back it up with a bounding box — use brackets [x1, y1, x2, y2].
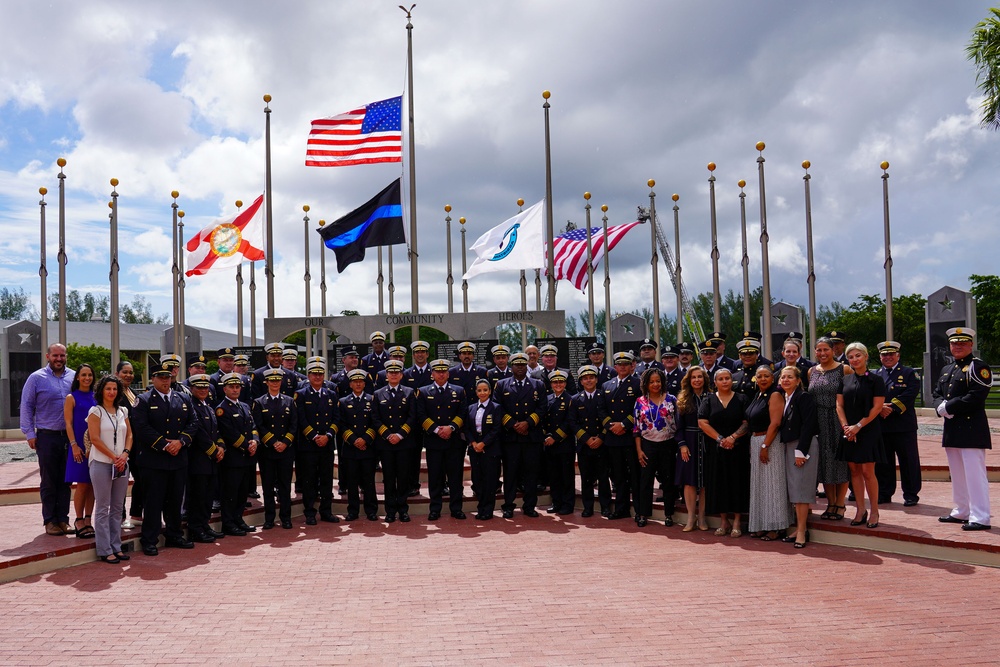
[675, 367, 710, 531]
[698, 368, 750, 537]
[836, 342, 886, 529]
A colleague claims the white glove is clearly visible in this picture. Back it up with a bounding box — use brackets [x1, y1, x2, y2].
[936, 403, 952, 419]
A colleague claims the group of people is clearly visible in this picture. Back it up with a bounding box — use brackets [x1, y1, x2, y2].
[18, 325, 992, 562]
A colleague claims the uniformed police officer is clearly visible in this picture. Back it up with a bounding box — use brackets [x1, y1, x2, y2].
[496, 352, 547, 518]
[130, 360, 199, 555]
[603, 351, 641, 519]
[574, 365, 611, 517]
[874, 341, 921, 506]
[372, 360, 418, 522]
[416, 360, 468, 520]
[252, 368, 297, 529]
[361, 331, 389, 376]
[661, 346, 683, 397]
[709, 332, 737, 371]
[933, 327, 992, 531]
[487, 344, 513, 389]
[251, 342, 298, 399]
[827, 330, 848, 364]
[186, 373, 225, 543]
[677, 341, 697, 375]
[339, 368, 379, 521]
[698, 339, 724, 389]
[403, 340, 432, 497]
[215, 372, 259, 535]
[295, 360, 340, 525]
[450, 341, 488, 404]
[586, 341, 615, 384]
[543, 370, 576, 515]
[635, 339, 664, 376]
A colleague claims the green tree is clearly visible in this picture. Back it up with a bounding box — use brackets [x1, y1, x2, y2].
[689, 286, 767, 344]
[815, 294, 926, 367]
[66, 342, 121, 376]
[48, 290, 110, 322]
[970, 274, 1000, 363]
[967, 8, 1000, 129]
[0, 286, 38, 320]
[121, 295, 169, 324]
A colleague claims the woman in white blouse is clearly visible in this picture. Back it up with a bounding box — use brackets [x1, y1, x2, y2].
[87, 375, 133, 564]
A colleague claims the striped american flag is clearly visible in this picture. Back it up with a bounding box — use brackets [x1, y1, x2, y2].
[305, 96, 403, 167]
[551, 222, 643, 291]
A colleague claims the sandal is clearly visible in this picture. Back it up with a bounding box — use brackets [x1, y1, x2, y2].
[760, 530, 782, 542]
[99, 554, 120, 564]
[714, 526, 729, 536]
[730, 528, 742, 538]
[74, 518, 95, 539]
[820, 505, 835, 520]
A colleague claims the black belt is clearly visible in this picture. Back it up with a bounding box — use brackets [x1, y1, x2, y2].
[36, 428, 67, 436]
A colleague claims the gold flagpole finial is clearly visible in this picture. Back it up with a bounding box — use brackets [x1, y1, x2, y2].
[756, 141, 765, 153]
[707, 163, 716, 172]
[738, 180, 746, 189]
[880, 161, 890, 172]
[584, 192, 591, 200]
[39, 187, 47, 196]
[802, 160, 811, 171]
[671, 194, 679, 202]
[444, 204, 451, 212]
[171, 190, 179, 200]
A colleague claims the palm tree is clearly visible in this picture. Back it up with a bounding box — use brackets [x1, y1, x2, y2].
[967, 8, 1000, 130]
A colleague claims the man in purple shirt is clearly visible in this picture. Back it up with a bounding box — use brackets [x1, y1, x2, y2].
[19, 343, 76, 535]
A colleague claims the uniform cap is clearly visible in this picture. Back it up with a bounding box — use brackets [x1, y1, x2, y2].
[347, 369, 369, 381]
[509, 352, 529, 365]
[221, 372, 244, 386]
[677, 341, 695, 354]
[946, 327, 975, 343]
[699, 340, 718, 353]
[342, 345, 360, 357]
[709, 331, 727, 343]
[187, 354, 207, 368]
[306, 363, 327, 374]
[457, 341, 476, 353]
[588, 342, 605, 354]
[388, 345, 407, 357]
[233, 354, 250, 365]
[188, 373, 211, 388]
[661, 346, 680, 358]
[263, 368, 284, 381]
[430, 359, 451, 372]
[613, 351, 635, 364]
[639, 338, 656, 350]
[577, 365, 599, 378]
[742, 330, 763, 343]
[491, 344, 511, 356]
[282, 348, 298, 360]
[264, 342, 284, 354]
[160, 353, 182, 368]
[825, 330, 846, 343]
[410, 340, 430, 352]
[384, 360, 405, 373]
[785, 331, 804, 343]
[151, 363, 173, 377]
[539, 344, 558, 356]
[306, 356, 327, 366]
[877, 341, 901, 354]
[737, 339, 761, 353]
[217, 348, 235, 359]
[548, 370, 568, 382]
[370, 331, 386, 342]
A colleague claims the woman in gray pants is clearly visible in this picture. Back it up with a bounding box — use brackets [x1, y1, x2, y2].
[87, 376, 133, 564]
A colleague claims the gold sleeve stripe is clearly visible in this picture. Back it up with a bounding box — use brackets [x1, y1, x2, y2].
[303, 425, 314, 436]
[891, 398, 906, 413]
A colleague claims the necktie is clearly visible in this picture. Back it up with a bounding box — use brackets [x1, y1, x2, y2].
[478, 403, 486, 411]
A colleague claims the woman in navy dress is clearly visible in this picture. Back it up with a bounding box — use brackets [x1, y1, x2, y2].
[64, 363, 97, 538]
[698, 368, 750, 537]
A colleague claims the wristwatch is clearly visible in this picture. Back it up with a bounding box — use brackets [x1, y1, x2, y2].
[761, 443, 768, 449]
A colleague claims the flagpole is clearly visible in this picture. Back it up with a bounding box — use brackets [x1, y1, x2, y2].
[109, 179, 120, 369]
[401, 5, 420, 338]
[302, 205, 312, 357]
[517, 198, 527, 349]
[881, 160, 894, 341]
[377, 246, 385, 315]
[601, 204, 612, 350]
[235, 200, 244, 346]
[460, 217, 469, 313]
[647, 180, 660, 350]
[738, 180, 751, 332]
[38, 187, 49, 361]
[803, 161, 817, 351]
[177, 208, 187, 380]
[707, 163, 721, 332]
[250, 262, 257, 345]
[673, 194, 683, 344]
[318, 219, 328, 359]
[756, 141, 773, 361]
[445, 205, 454, 314]
[542, 91, 556, 309]
[388, 245, 395, 324]
[171, 191, 180, 354]
[264, 93, 275, 319]
[57, 158, 67, 344]
[584, 193, 596, 337]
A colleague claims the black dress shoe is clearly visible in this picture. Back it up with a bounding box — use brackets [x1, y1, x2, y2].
[249, 491, 261, 499]
[523, 509, 539, 518]
[637, 516, 648, 527]
[878, 497, 893, 505]
[475, 512, 493, 520]
[427, 511, 441, 521]
[386, 514, 396, 523]
[207, 528, 226, 539]
[939, 515, 968, 524]
[305, 516, 317, 526]
[556, 508, 574, 515]
[281, 520, 292, 529]
[962, 522, 992, 531]
[545, 506, 558, 513]
[399, 513, 411, 523]
[166, 538, 194, 549]
[239, 523, 257, 533]
[320, 514, 340, 523]
[664, 516, 674, 527]
[366, 513, 379, 521]
[581, 509, 594, 517]
[600, 508, 612, 518]
[191, 532, 215, 543]
[345, 513, 359, 522]
[263, 521, 275, 530]
[903, 499, 918, 507]
[451, 511, 467, 520]
[407, 488, 420, 498]
[223, 527, 247, 536]
[609, 510, 631, 520]
[142, 544, 159, 556]
[501, 510, 514, 519]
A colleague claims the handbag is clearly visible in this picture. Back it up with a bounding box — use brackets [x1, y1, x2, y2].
[83, 428, 93, 457]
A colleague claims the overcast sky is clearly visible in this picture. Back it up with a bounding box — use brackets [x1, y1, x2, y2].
[1, 1, 998, 342]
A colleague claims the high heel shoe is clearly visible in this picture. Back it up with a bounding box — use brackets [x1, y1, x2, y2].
[794, 530, 809, 549]
[850, 510, 869, 526]
[830, 505, 846, 521]
[866, 513, 879, 529]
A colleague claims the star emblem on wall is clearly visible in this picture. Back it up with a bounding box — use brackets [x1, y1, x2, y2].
[18, 333, 32, 345]
[938, 294, 953, 311]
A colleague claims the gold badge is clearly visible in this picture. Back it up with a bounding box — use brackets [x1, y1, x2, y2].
[981, 368, 991, 380]
[216, 408, 224, 417]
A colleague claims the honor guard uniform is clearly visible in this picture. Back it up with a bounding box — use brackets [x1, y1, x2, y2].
[215, 373, 259, 535]
[487, 344, 513, 389]
[231, 355, 254, 403]
[827, 330, 848, 364]
[543, 370, 576, 515]
[332, 345, 375, 397]
[251, 342, 298, 399]
[417, 359, 468, 519]
[340, 369, 379, 521]
[586, 341, 615, 384]
[464, 379, 503, 520]
[372, 360, 418, 522]
[874, 341, 921, 506]
[282, 347, 307, 387]
[159, 353, 191, 396]
[635, 339, 665, 376]
[375, 345, 409, 390]
[252, 368, 297, 529]
[361, 331, 389, 376]
[402, 340, 432, 497]
[450, 341, 489, 404]
[660, 346, 684, 396]
[538, 344, 578, 395]
[496, 352, 547, 518]
[603, 351, 641, 519]
[186, 374, 224, 543]
[209, 347, 237, 397]
[295, 360, 340, 524]
[933, 327, 992, 531]
[740, 330, 773, 368]
[130, 360, 199, 555]
[574, 365, 611, 516]
[732, 338, 766, 398]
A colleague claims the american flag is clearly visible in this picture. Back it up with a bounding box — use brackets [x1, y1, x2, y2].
[551, 222, 643, 291]
[305, 96, 403, 167]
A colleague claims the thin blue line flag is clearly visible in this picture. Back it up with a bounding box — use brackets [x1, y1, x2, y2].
[319, 178, 405, 273]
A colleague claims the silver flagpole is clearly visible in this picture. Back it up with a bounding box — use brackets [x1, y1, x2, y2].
[171, 191, 180, 354]
[738, 180, 751, 332]
[303, 205, 312, 356]
[673, 194, 683, 344]
[39, 187, 49, 361]
[881, 160, 894, 341]
[803, 161, 817, 352]
[401, 5, 420, 338]
[707, 163, 721, 332]
[445, 205, 454, 313]
[377, 246, 385, 315]
[250, 262, 257, 345]
[177, 208, 187, 380]
[109, 179, 121, 368]
[584, 193, 595, 337]
[647, 180, 660, 350]
[517, 198, 527, 349]
[388, 245, 395, 325]
[318, 220, 328, 358]
[57, 158, 67, 344]
[235, 200, 244, 346]
[756, 141, 773, 361]
[601, 204, 613, 350]
[460, 217, 469, 313]
[263, 94, 275, 319]
[542, 90, 556, 309]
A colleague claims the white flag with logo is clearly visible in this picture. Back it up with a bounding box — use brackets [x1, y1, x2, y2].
[463, 199, 545, 280]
